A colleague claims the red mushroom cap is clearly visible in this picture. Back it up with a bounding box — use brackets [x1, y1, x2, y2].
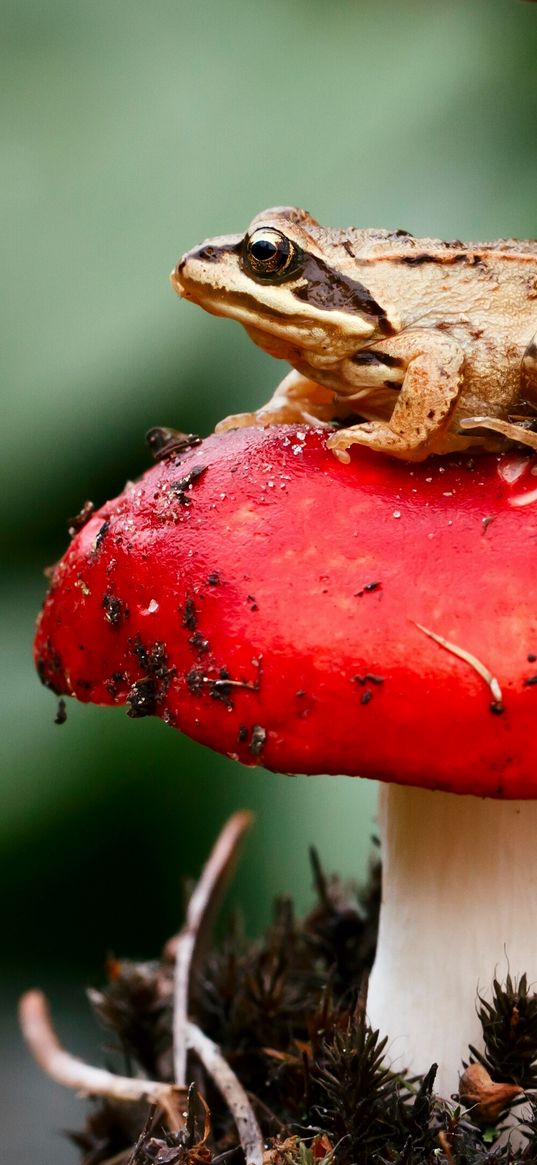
[35, 426, 537, 797]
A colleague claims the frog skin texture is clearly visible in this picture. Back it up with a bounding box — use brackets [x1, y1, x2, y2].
[172, 207, 537, 462]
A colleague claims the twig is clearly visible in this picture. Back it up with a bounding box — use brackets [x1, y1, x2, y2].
[309, 846, 329, 908]
[19, 813, 262, 1165]
[172, 810, 254, 1088]
[19, 990, 264, 1165]
[126, 1105, 158, 1164]
[414, 622, 503, 707]
[186, 1021, 264, 1165]
[18, 990, 184, 1130]
[248, 1088, 287, 1131]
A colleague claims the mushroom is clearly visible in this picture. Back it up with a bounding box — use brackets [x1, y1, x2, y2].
[35, 424, 537, 1097]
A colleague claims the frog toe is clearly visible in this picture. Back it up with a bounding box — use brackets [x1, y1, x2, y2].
[215, 411, 261, 433]
[459, 416, 537, 453]
[326, 422, 432, 462]
[327, 423, 380, 455]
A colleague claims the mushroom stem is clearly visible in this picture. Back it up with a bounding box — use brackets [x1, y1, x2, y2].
[367, 784, 537, 1098]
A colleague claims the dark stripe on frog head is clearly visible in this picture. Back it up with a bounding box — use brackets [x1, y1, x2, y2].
[292, 252, 393, 335]
[351, 350, 403, 368]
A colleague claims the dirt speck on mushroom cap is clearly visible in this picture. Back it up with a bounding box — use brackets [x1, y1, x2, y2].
[35, 426, 537, 796]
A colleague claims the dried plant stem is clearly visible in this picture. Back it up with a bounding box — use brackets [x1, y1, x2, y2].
[187, 1021, 263, 1165]
[172, 810, 254, 1088]
[18, 990, 184, 1130]
[19, 813, 263, 1165]
[20, 984, 264, 1163]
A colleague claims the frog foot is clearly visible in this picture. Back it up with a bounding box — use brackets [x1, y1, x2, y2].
[215, 404, 333, 434]
[326, 422, 430, 463]
[215, 410, 263, 433]
[459, 416, 537, 453]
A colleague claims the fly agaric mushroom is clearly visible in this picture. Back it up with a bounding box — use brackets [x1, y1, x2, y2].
[35, 424, 537, 1097]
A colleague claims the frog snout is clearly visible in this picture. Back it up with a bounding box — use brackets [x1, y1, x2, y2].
[171, 245, 214, 297]
[170, 256, 188, 296]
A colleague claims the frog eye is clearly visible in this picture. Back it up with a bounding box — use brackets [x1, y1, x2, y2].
[243, 228, 297, 279]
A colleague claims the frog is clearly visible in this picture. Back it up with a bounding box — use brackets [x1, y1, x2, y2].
[171, 206, 537, 462]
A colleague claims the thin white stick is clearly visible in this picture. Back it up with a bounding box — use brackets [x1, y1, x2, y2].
[20, 814, 262, 1164]
[186, 1021, 263, 1165]
[414, 622, 503, 706]
[173, 810, 254, 1088]
[19, 990, 183, 1129]
[19, 990, 264, 1163]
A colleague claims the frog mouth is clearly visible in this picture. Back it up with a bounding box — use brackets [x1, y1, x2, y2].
[175, 283, 308, 344]
[173, 260, 372, 336]
[169, 261, 193, 299]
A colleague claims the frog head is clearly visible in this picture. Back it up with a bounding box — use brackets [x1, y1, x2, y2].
[171, 207, 390, 365]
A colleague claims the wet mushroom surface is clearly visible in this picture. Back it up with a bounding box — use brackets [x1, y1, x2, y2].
[36, 424, 537, 796]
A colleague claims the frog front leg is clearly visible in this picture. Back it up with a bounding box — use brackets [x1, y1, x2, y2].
[326, 331, 465, 463]
[215, 369, 338, 433]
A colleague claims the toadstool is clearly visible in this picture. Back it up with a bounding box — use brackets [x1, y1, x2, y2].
[35, 424, 537, 1096]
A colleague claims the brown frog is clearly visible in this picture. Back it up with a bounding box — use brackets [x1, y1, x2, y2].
[171, 207, 537, 462]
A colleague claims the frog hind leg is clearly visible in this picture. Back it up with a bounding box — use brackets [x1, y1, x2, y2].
[215, 370, 337, 433]
[459, 333, 537, 453]
[326, 331, 464, 463]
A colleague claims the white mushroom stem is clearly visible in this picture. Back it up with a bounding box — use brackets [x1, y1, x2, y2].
[366, 783, 537, 1099]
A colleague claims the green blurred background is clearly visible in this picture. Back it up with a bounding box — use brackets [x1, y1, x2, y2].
[2, 0, 537, 1158]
